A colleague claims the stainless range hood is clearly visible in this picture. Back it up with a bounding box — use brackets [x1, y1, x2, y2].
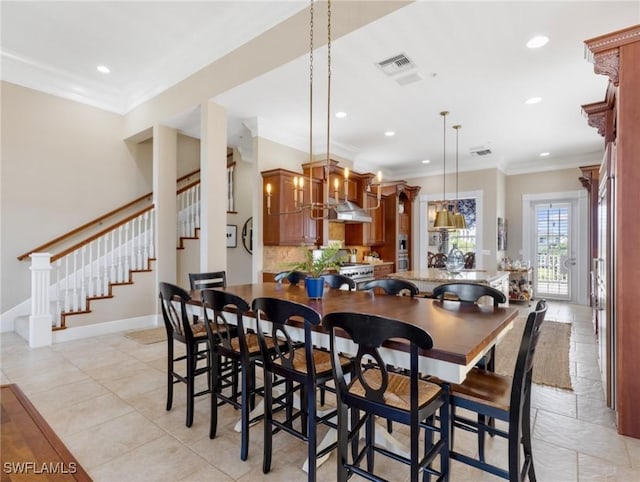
[327, 198, 372, 223]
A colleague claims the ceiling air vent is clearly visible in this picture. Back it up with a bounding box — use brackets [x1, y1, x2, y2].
[377, 53, 415, 77]
[470, 146, 493, 156]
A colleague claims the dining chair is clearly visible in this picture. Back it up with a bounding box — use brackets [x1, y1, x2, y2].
[251, 297, 353, 481]
[274, 270, 307, 286]
[158, 282, 212, 428]
[200, 289, 259, 461]
[361, 278, 419, 297]
[429, 252, 447, 268]
[464, 252, 476, 269]
[189, 270, 227, 290]
[322, 273, 356, 291]
[448, 299, 548, 481]
[323, 311, 450, 482]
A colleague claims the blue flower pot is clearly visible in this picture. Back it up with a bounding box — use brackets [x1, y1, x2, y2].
[305, 277, 325, 299]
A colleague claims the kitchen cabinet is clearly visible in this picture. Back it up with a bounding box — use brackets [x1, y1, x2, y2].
[345, 192, 385, 246]
[378, 182, 420, 271]
[262, 169, 321, 246]
[582, 24, 640, 437]
[373, 263, 394, 280]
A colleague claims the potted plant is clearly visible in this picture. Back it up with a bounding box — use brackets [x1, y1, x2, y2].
[287, 246, 344, 298]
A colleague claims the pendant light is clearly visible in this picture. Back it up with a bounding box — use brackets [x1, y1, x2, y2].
[452, 124, 467, 230]
[264, 0, 381, 219]
[433, 111, 454, 229]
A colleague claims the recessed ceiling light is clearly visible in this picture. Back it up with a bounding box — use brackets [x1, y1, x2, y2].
[525, 97, 542, 105]
[422, 159, 431, 164]
[96, 65, 110, 74]
[335, 111, 347, 118]
[539, 152, 550, 157]
[384, 131, 395, 137]
[526, 35, 549, 49]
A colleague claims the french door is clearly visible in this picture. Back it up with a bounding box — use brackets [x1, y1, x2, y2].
[534, 202, 575, 300]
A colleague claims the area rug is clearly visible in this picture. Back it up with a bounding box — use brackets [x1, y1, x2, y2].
[125, 326, 166, 345]
[494, 319, 572, 390]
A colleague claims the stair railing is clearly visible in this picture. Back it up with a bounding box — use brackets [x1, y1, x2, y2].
[47, 206, 156, 328]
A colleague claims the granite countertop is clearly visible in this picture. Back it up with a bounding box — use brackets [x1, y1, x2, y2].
[389, 269, 509, 284]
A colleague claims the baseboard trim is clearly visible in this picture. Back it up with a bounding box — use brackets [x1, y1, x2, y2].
[52, 314, 160, 343]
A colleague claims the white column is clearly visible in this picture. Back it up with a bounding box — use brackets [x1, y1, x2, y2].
[153, 124, 178, 285]
[29, 253, 53, 347]
[200, 100, 227, 272]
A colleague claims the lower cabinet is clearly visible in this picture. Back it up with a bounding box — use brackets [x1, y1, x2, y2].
[373, 263, 394, 280]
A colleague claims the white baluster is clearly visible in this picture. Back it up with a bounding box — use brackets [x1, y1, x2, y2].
[194, 184, 200, 231]
[189, 187, 195, 237]
[135, 216, 142, 270]
[117, 225, 123, 283]
[64, 256, 70, 313]
[143, 212, 149, 269]
[228, 164, 234, 212]
[55, 260, 62, 328]
[124, 222, 131, 281]
[149, 210, 155, 259]
[88, 242, 94, 298]
[80, 247, 87, 311]
[103, 233, 109, 295]
[72, 251, 78, 311]
[110, 230, 116, 284]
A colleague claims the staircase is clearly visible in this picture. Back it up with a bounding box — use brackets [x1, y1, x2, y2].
[15, 169, 203, 345]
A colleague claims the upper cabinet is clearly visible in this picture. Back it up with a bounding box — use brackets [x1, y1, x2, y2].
[262, 169, 321, 246]
[378, 182, 421, 270]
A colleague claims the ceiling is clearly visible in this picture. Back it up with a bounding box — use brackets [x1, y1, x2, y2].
[2, 1, 639, 179]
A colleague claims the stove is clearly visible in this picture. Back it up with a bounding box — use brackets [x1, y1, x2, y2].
[338, 263, 375, 289]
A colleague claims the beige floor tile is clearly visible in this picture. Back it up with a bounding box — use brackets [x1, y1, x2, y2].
[531, 384, 577, 418]
[531, 438, 578, 481]
[26, 378, 111, 415]
[1, 369, 12, 384]
[44, 392, 134, 436]
[576, 396, 617, 429]
[624, 435, 640, 470]
[99, 366, 165, 400]
[576, 361, 601, 381]
[83, 356, 157, 382]
[178, 463, 234, 481]
[151, 397, 211, 444]
[533, 410, 631, 467]
[62, 411, 166, 470]
[578, 452, 640, 481]
[572, 376, 605, 401]
[88, 434, 209, 482]
[11, 362, 90, 395]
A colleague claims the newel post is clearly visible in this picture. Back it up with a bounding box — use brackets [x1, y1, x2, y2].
[29, 253, 53, 347]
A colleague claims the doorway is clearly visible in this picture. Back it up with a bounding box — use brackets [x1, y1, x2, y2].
[522, 191, 588, 304]
[534, 202, 572, 299]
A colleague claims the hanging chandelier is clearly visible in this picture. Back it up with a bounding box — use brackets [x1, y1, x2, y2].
[433, 111, 454, 229]
[452, 124, 467, 230]
[265, 0, 382, 219]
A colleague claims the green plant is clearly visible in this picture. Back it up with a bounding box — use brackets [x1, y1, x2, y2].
[286, 246, 345, 279]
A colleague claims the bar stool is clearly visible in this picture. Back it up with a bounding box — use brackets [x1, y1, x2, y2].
[323, 311, 450, 482]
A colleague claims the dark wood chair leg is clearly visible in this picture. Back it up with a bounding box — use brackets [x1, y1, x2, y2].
[240, 360, 250, 461]
[306, 384, 317, 481]
[337, 402, 349, 482]
[263, 370, 273, 474]
[209, 353, 220, 439]
[186, 347, 195, 427]
[166, 340, 174, 411]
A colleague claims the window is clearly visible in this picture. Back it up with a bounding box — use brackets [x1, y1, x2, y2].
[427, 198, 477, 253]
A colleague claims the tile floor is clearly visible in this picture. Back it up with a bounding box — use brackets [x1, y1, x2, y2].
[1, 301, 639, 481]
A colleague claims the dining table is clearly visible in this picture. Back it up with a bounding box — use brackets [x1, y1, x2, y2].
[189, 282, 519, 384]
[189, 282, 519, 472]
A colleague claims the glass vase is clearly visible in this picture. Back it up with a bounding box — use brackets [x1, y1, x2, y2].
[445, 244, 465, 273]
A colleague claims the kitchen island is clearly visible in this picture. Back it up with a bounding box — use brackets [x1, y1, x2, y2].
[389, 268, 510, 301]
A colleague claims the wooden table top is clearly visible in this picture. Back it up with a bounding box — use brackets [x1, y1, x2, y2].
[190, 283, 518, 367]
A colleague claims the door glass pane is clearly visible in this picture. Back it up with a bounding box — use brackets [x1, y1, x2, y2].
[535, 203, 570, 298]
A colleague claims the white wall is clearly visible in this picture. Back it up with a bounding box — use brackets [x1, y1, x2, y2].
[1, 82, 149, 312]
